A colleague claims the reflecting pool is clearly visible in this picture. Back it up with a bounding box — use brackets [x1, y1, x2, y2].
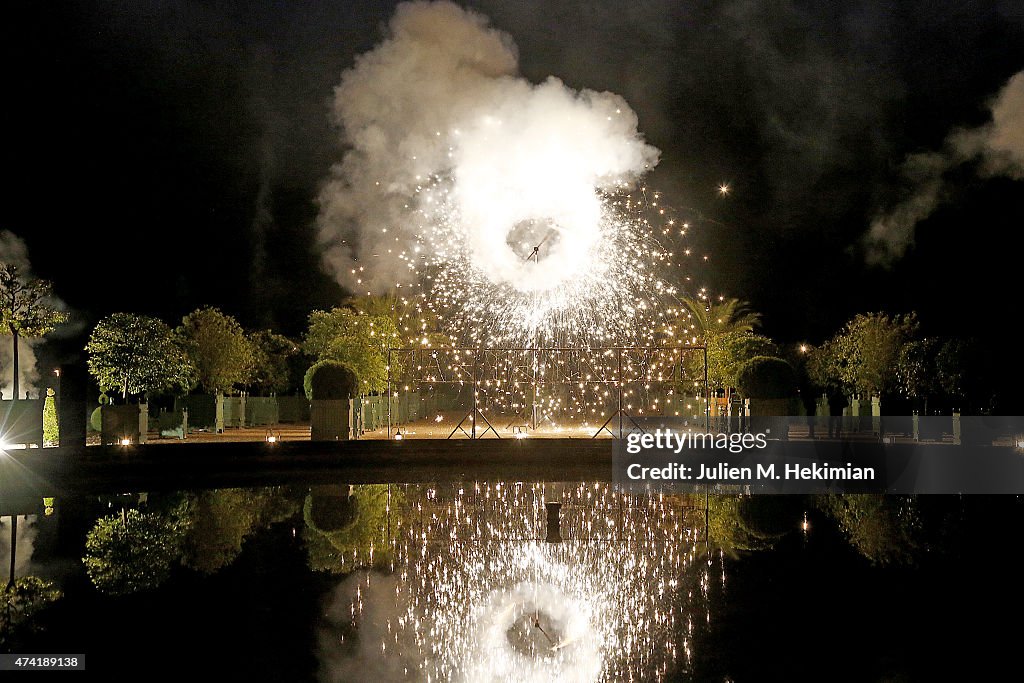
[2, 482, 1021, 681]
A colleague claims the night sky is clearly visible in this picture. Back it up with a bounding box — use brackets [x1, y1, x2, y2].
[5, 1, 1024, 356]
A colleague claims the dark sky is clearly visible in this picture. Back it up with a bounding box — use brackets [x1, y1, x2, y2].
[4, 0, 1024, 355]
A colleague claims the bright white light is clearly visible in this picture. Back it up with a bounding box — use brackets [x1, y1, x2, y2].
[119, 438, 131, 447]
[330, 483, 707, 681]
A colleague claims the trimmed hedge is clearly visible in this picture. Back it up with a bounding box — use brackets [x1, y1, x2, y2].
[303, 360, 359, 400]
[736, 356, 796, 399]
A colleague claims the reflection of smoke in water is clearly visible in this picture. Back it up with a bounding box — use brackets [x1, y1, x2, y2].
[0, 515, 38, 578]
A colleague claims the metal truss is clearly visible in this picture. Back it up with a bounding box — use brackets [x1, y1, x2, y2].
[387, 346, 708, 439]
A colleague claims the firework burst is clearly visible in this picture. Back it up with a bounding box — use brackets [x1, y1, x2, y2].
[398, 178, 700, 349]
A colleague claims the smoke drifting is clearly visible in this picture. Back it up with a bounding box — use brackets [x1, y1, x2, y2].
[866, 70, 1024, 263]
[317, 0, 658, 294]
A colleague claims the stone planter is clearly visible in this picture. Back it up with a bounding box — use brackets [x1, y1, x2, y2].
[311, 399, 354, 441]
[100, 403, 148, 445]
[744, 398, 796, 441]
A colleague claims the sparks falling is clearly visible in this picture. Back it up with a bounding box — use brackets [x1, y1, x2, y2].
[400, 180, 694, 348]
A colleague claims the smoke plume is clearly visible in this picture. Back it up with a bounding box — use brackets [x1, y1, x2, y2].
[866, 70, 1024, 263]
[317, 0, 659, 294]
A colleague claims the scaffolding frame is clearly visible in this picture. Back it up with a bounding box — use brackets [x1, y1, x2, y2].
[386, 345, 709, 439]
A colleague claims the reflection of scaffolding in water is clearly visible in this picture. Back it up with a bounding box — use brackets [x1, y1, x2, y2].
[386, 346, 709, 439]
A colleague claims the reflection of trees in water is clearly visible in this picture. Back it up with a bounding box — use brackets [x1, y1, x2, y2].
[684, 493, 922, 567]
[816, 494, 921, 566]
[1, 576, 61, 648]
[702, 495, 801, 556]
[83, 488, 301, 594]
[303, 485, 399, 572]
[182, 488, 298, 574]
[83, 504, 190, 595]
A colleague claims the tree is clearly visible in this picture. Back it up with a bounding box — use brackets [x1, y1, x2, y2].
[671, 298, 770, 395]
[83, 505, 190, 595]
[345, 293, 446, 347]
[304, 308, 399, 394]
[810, 312, 919, 397]
[0, 265, 68, 399]
[680, 296, 761, 338]
[42, 388, 58, 445]
[896, 337, 941, 410]
[86, 313, 196, 400]
[177, 307, 255, 394]
[248, 330, 299, 395]
[700, 332, 778, 391]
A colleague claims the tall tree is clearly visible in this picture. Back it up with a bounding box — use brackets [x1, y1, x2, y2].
[811, 312, 919, 397]
[669, 297, 771, 394]
[304, 308, 399, 394]
[344, 293, 445, 347]
[679, 296, 761, 339]
[247, 330, 299, 395]
[177, 307, 255, 394]
[0, 265, 68, 399]
[86, 313, 196, 400]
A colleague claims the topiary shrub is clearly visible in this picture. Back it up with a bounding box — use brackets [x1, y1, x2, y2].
[736, 356, 796, 399]
[43, 388, 59, 445]
[303, 360, 359, 400]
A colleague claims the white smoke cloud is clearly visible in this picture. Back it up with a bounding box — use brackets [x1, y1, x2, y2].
[317, 0, 659, 293]
[0, 340, 40, 400]
[866, 70, 1024, 263]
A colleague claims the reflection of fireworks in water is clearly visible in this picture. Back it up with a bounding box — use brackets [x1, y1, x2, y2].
[337, 482, 716, 682]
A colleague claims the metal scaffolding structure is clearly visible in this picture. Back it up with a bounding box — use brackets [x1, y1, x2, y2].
[386, 345, 709, 439]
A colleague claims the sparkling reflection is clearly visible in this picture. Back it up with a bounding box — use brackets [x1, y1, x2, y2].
[332, 482, 715, 682]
